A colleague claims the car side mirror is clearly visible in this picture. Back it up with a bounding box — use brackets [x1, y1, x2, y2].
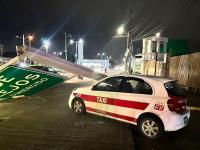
[92, 85, 97, 90]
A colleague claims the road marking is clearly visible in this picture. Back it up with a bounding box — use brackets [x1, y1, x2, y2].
[189, 106, 200, 111]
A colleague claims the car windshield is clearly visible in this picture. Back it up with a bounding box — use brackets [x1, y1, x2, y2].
[164, 81, 186, 96]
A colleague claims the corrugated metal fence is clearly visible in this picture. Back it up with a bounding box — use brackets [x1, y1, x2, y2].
[169, 52, 200, 91]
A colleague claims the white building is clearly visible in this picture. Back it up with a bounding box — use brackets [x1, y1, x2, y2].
[76, 42, 110, 70]
[132, 36, 168, 75]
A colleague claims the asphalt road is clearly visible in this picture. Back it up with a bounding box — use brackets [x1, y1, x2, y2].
[132, 111, 200, 150]
[0, 78, 199, 150]
[132, 94, 200, 150]
[0, 80, 134, 150]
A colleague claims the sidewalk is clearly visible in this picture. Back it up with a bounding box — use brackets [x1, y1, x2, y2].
[187, 93, 200, 111]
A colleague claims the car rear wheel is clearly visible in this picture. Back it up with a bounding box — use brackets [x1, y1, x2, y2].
[72, 98, 86, 114]
[139, 117, 163, 139]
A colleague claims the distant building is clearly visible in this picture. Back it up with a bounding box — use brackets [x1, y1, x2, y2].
[131, 36, 189, 75]
[77, 59, 110, 70]
[76, 42, 110, 70]
[132, 38, 189, 57]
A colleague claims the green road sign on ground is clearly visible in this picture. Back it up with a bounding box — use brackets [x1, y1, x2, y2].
[0, 66, 64, 101]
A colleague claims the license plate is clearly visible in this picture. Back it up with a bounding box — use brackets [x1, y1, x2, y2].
[184, 116, 188, 124]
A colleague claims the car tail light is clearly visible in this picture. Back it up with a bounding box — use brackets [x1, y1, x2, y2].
[167, 95, 187, 114]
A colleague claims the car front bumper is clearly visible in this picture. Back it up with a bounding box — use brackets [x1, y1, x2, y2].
[68, 93, 74, 109]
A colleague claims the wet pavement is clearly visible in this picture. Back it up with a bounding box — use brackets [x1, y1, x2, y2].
[0, 77, 199, 150]
[133, 93, 200, 150]
[0, 80, 134, 150]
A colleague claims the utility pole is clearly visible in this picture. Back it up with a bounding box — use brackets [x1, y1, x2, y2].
[125, 32, 130, 73]
[64, 32, 67, 61]
[75, 42, 78, 63]
[128, 35, 133, 74]
[22, 34, 25, 46]
[0, 43, 4, 65]
[154, 33, 161, 76]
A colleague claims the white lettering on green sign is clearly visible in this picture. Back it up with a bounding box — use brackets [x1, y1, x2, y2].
[0, 74, 48, 98]
[0, 66, 64, 101]
[25, 74, 40, 80]
[0, 75, 15, 83]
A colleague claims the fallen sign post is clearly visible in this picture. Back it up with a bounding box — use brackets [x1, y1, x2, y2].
[0, 65, 64, 101]
[0, 46, 107, 101]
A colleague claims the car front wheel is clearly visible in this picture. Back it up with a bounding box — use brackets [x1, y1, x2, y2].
[139, 117, 163, 139]
[72, 98, 86, 114]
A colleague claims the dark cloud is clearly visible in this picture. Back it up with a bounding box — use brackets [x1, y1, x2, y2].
[0, 0, 200, 59]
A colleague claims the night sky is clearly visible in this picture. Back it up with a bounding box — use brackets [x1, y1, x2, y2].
[0, 0, 200, 60]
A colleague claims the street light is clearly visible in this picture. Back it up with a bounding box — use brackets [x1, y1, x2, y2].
[69, 38, 84, 63]
[70, 39, 74, 44]
[16, 34, 34, 46]
[155, 32, 161, 38]
[78, 38, 84, 44]
[116, 24, 132, 74]
[28, 35, 34, 46]
[53, 51, 63, 57]
[97, 52, 106, 60]
[53, 51, 57, 56]
[59, 52, 63, 56]
[43, 40, 50, 53]
[117, 24, 125, 35]
[64, 33, 73, 61]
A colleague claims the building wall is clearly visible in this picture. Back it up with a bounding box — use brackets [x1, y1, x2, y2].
[77, 59, 110, 70]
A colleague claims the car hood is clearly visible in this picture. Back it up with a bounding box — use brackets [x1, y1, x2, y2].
[73, 86, 92, 94]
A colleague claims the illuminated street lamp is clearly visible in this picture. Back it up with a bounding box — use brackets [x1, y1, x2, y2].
[155, 32, 161, 38]
[106, 56, 112, 61]
[53, 51, 57, 56]
[16, 34, 34, 46]
[64, 33, 73, 61]
[59, 52, 63, 56]
[97, 52, 105, 60]
[78, 38, 84, 44]
[116, 24, 131, 73]
[43, 40, 50, 53]
[28, 35, 34, 46]
[70, 39, 74, 44]
[53, 51, 63, 57]
[68, 38, 84, 63]
[117, 24, 125, 35]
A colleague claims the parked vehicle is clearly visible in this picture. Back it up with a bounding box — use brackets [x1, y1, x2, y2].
[68, 75, 190, 139]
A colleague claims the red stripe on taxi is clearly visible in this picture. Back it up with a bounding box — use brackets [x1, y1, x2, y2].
[78, 94, 149, 110]
[115, 100, 149, 110]
[86, 107, 137, 122]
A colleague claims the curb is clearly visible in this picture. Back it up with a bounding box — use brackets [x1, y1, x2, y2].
[189, 106, 200, 111]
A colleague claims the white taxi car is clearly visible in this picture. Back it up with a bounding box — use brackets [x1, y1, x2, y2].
[68, 75, 190, 139]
